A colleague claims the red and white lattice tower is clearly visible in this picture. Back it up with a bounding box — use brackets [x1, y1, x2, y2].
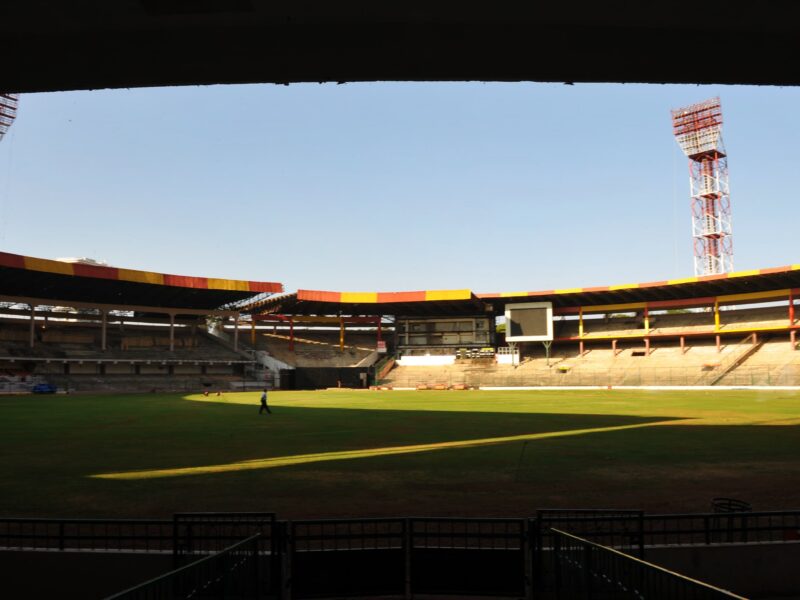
[0, 93, 19, 143]
[671, 97, 733, 276]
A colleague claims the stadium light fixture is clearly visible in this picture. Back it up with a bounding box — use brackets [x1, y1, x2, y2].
[0, 93, 19, 142]
[671, 98, 733, 276]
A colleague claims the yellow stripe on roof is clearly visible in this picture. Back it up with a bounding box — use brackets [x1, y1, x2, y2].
[341, 292, 378, 303]
[118, 269, 165, 285]
[717, 289, 790, 303]
[425, 289, 472, 301]
[207, 278, 249, 292]
[554, 288, 583, 295]
[499, 291, 531, 298]
[667, 276, 698, 285]
[727, 269, 760, 278]
[25, 257, 74, 276]
[608, 283, 639, 291]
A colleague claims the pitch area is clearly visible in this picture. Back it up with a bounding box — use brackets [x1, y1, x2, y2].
[1, 389, 799, 517]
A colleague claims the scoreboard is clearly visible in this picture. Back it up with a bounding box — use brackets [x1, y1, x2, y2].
[504, 302, 553, 342]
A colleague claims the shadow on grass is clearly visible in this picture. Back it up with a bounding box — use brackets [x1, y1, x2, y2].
[6, 394, 800, 516]
[87, 403, 680, 479]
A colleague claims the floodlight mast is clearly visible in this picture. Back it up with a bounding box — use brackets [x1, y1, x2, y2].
[671, 97, 733, 276]
[0, 94, 19, 143]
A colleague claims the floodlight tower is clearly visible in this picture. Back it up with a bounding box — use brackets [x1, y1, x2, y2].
[0, 93, 19, 142]
[671, 97, 733, 276]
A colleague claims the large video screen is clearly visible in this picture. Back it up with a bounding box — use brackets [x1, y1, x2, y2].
[504, 302, 553, 342]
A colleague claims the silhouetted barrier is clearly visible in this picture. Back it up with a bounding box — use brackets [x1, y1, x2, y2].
[4, 510, 798, 598]
[173, 512, 276, 560]
[106, 533, 262, 600]
[289, 518, 406, 598]
[533, 509, 646, 597]
[410, 518, 527, 597]
[173, 513, 278, 597]
[288, 517, 527, 599]
[550, 528, 746, 599]
[0, 518, 173, 552]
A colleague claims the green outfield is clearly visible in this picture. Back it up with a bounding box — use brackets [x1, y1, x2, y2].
[1, 389, 800, 518]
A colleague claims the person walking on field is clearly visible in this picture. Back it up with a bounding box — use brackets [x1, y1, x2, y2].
[259, 389, 272, 415]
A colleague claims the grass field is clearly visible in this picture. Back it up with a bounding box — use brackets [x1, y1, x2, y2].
[2, 388, 800, 518]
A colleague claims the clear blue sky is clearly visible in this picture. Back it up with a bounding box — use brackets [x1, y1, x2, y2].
[0, 83, 797, 293]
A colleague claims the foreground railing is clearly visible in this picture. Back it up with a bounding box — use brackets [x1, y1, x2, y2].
[643, 511, 800, 546]
[2, 510, 799, 554]
[532, 510, 800, 551]
[550, 528, 747, 599]
[0, 518, 173, 552]
[4, 511, 798, 599]
[105, 533, 262, 600]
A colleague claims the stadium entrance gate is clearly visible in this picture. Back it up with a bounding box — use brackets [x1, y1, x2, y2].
[280, 367, 373, 390]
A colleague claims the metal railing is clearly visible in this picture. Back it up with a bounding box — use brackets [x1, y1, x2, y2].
[173, 512, 276, 559]
[4, 510, 799, 554]
[0, 518, 173, 552]
[533, 511, 800, 549]
[535, 510, 645, 555]
[105, 533, 262, 600]
[411, 517, 525, 550]
[410, 518, 528, 598]
[287, 517, 529, 598]
[290, 517, 405, 552]
[550, 528, 747, 599]
[6, 511, 800, 599]
[642, 511, 800, 546]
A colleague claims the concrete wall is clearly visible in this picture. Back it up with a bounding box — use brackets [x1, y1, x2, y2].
[69, 363, 99, 375]
[105, 363, 135, 375]
[0, 551, 172, 599]
[647, 542, 800, 598]
[139, 365, 169, 375]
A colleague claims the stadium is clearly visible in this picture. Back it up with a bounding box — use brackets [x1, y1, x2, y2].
[5, 3, 800, 600]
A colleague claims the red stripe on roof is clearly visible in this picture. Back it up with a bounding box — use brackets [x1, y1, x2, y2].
[298, 290, 342, 302]
[0, 252, 26, 269]
[163, 275, 209, 289]
[639, 280, 669, 288]
[759, 266, 792, 275]
[248, 281, 283, 293]
[582, 286, 609, 293]
[377, 291, 426, 303]
[72, 263, 119, 280]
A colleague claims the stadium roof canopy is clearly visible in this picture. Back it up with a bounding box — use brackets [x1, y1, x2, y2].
[246, 289, 490, 317]
[5, 2, 800, 93]
[479, 265, 800, 309]
[0, 251, 282, 311]
[245, 265, 800, 317]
